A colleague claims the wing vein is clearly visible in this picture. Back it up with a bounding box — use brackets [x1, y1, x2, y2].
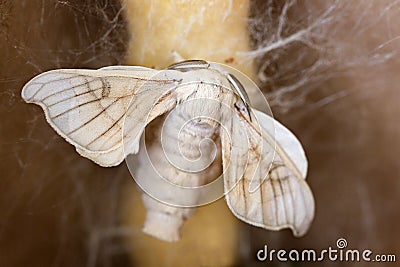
[64, 98, 122, 135]
[86, 110, 126, 147]
[40, 79, 97, 102]
[47, 86, 102, 108]
[271, 179, 278, 226]
[27, 75, 85, 101]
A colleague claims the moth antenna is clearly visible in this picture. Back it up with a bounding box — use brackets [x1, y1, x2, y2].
[167, 60, 210, 71]
[227, 73, 252, 121]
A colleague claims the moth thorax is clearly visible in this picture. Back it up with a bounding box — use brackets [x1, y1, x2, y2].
[161, 112, 219, 173]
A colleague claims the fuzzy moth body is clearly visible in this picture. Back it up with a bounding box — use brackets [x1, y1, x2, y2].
[139, 110, 222, 241]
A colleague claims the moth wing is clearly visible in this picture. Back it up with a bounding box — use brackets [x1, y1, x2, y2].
[22, 67, 181, 167]
[221, 108, 314, 236]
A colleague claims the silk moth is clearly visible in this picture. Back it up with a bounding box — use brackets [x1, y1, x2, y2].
[21, 60, 314, 242]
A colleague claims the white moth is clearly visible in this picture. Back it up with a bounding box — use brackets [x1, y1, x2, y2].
[21, 60, 315, 242]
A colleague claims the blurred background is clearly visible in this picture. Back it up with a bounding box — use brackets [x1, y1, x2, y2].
[0, 0, 399, 266]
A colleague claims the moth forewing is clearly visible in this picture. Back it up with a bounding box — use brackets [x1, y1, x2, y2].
[21, 67, 182, 166]
[222, 108, 315, 237]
